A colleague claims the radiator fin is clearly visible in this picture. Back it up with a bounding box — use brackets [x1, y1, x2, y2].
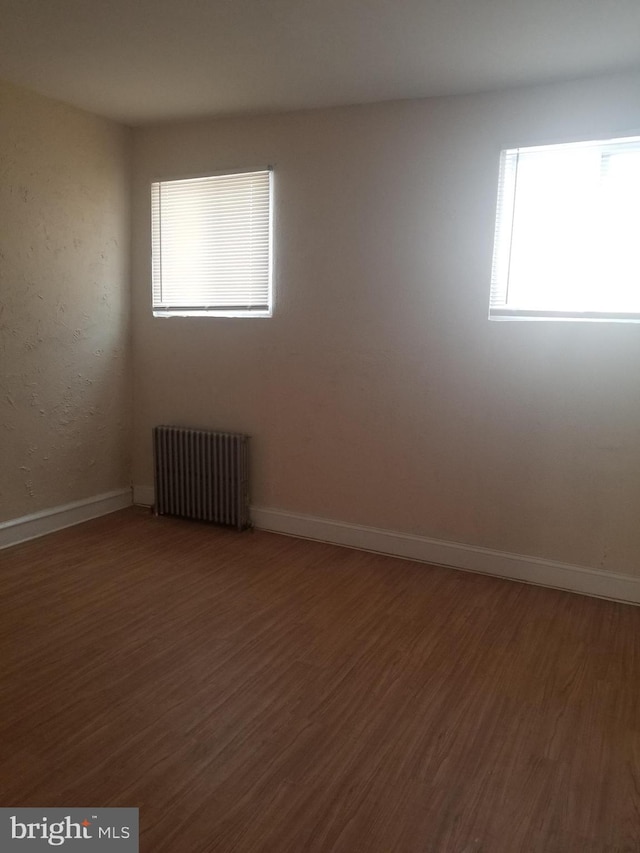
[153, 426, 250, 530]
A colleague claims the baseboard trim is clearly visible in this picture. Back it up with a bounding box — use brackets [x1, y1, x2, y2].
[133, 485, 155, 507]
[250, 506, 640, 606]
[132, 485, 640, 605]
[0, 488, 132, 550]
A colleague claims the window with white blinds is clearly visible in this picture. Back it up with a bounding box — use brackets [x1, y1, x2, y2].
[151, 169, 273, 317]
[490, 136, 640, 321]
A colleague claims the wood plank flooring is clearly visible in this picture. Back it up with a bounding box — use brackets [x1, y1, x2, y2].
[1, 507, 639, 852]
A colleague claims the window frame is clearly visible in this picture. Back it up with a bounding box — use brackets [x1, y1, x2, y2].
[151, 166, 275, 319]
[489, 133, 640, 323]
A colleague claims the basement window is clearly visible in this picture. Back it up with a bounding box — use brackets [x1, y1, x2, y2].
[151, 169, 273, 317]
[490, 135, 640, 321]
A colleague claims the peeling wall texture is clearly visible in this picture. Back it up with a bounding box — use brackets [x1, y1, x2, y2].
[0, 78, 131, 522]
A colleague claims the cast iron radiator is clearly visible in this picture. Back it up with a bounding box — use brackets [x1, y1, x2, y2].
[153, 425, 250, 530]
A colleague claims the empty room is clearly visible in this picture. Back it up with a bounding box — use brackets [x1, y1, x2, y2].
[1, 0, 640, 850]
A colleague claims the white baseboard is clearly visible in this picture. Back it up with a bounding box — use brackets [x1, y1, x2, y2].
[133, 485, 155, 507]
[250, 506, 640, 606]
[132, 485, 640, 605]
[0, 488, 132, 550]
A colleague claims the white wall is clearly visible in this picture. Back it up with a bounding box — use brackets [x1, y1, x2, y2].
[0, 79, 131, 522]
[131, 71, 640, 576]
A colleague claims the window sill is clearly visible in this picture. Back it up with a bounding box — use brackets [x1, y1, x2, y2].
[489, 309, 640, 323]
[153, 309, 272, 319]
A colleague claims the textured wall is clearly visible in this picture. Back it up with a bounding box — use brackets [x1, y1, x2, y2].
[0, 79, 131, 522]
[131, 71, 640, 575]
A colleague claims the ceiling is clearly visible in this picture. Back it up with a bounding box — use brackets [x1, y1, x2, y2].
[0, 0, 639, 125]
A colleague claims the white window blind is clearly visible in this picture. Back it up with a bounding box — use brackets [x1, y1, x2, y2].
[490, 136, 640, 321]
[151, 169, 273, 317]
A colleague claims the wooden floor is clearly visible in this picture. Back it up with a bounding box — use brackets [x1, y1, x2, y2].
[1, 508, 639, 852]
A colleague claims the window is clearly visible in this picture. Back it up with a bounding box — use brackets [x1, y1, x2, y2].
[151, 169, 273, 317]
[490, 135, 640, 321]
